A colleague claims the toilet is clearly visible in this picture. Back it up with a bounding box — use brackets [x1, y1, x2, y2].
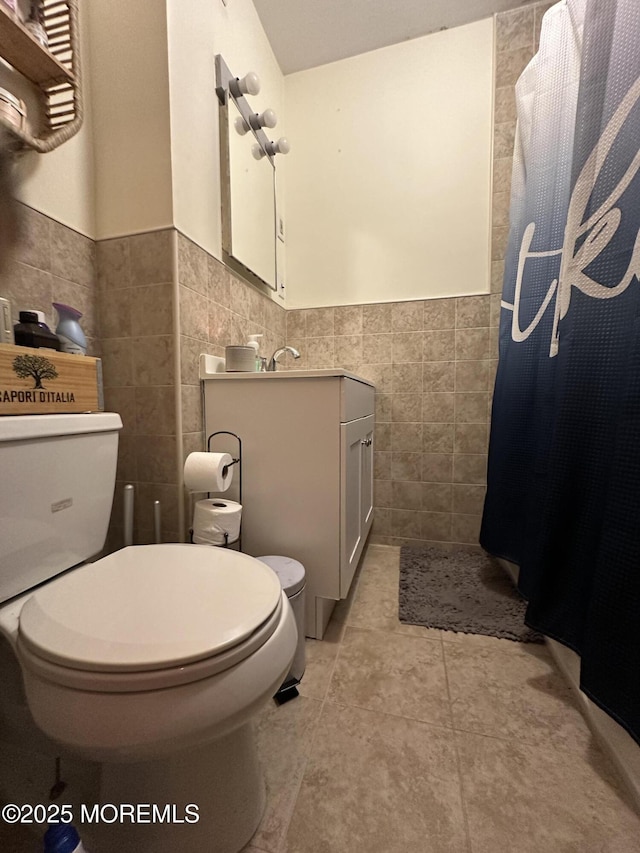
[0, 413, 297, 853]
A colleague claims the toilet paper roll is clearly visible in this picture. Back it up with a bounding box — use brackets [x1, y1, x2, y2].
[192, 499, 242, 546]
[184, 452, 234, 492]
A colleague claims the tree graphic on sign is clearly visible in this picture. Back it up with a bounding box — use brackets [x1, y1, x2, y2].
[12, 354, 58, 389]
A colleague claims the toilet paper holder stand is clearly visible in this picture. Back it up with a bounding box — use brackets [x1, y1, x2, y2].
[201, 430, 242, 550]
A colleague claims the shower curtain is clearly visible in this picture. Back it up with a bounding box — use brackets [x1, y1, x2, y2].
[481, 0, 640, 743]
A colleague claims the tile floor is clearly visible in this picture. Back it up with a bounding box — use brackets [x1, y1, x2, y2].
[2, 543, 640, 852]
[245, 543, 640, 853]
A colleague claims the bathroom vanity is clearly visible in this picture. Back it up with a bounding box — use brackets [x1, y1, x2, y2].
[202, 369, 374, 639]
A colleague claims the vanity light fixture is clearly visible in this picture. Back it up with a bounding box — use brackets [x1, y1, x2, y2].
[229, 71, 261, 98]
[249, 109, 278, 130]
[234, 115, 251, 136]
[265, 137, 291, 156]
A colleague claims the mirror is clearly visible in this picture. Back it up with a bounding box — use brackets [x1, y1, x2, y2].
[224, 97, 276, 288]
[216, 55, 278, 291]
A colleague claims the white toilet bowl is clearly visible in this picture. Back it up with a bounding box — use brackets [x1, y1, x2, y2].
[0, 543, 298, 853]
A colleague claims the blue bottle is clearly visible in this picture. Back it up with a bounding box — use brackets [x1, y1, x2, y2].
[52, 302, 87, 355]
[43, 823, 88, 852]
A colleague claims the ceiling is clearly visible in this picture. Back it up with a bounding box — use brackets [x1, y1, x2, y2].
[252, 0, 536, 74]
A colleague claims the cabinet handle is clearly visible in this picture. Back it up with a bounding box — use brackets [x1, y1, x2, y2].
[361, 437, 372, 446]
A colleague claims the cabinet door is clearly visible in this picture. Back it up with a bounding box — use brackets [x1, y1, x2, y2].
[340, 414, 374, 597]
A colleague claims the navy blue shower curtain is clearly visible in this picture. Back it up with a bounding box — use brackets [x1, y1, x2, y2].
[481, 0, 640, 742]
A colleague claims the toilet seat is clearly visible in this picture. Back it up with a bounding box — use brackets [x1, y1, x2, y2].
[16, 544, 284, 693]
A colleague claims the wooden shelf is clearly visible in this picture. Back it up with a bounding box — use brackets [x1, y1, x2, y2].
[0, 3, 73, 86]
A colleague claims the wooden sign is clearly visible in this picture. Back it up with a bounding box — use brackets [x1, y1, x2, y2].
[0, 343, 103, 415]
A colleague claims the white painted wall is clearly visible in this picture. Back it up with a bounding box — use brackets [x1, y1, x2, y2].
[1, 8, 95, 236]
[283, 18, 494, 308]
[86, 0, 173, 239]
[166, 0, 284, 264]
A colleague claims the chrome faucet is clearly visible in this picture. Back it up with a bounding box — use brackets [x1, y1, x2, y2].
[267, 346, 301, 371]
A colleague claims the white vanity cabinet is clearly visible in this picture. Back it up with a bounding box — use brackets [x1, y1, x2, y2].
[202, 369, 375, 639]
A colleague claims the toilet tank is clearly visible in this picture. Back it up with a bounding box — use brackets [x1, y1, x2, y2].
[0, 413, 122, 604]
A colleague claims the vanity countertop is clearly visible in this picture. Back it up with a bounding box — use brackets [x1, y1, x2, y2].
[200, 363, 374, 387]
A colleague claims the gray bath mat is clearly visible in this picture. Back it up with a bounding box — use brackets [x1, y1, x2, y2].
[399, 545, 543, 643]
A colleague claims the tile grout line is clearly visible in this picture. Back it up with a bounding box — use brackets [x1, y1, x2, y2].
[441, 635, 475, 853]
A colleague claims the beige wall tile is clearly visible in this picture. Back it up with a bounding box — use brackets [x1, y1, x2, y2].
[454, 423, 489, 454]
[422, 453, 453, 483]
[422, 511, 452, 542]
[334, 304, 363, 335]
[392, 301, 423, 332]
[101, 338, 133, 388]
[453, 454, 488, 485]
[451, 513, 482, 544]
[363, 303, 392, 333]
[495, 85, 517, 125]
[363, 333, 392, 363]
[421, 482, 452, 513]
[306, 307, 335, 337]
[493, 157, 513, 195]
[496, 47, 534, 88]
[492, 226, 509, 261]
[374, 451, 392, 480]
[135, 386, 176, 435]
[247, 285, 266, 327]
[374, 479, 393, 507]
[456, 295, 491, 329]
[455, 392, 490, 424]
[491, 260, 505, 294]
[50, 220, 95, 287]
[130, 282, 174, 337]
[392, 332, 423, 363]
[132, 335, 174, 386]
[422, 423, 454, 453]
[208, 255, 230, 307]
[492, 191, 510, 228]
[16, 204, 51, 271]
[393, 363, 422, 393]
[389, 508, 424, 539]
[422, 392, 454, 423]
[423, 298, 455, 330]
[178, 233, 208, 296]
[181, 383, 202, 434]
[129, 230, 173, 285]
[115, 434, 137, 482]
[496, 6, 534, 52]
[179, 285, 209, 342]
[2, 261, 52, 325]
[104, 387, 136, 433]
[306, 336, 334, 367]
[358, 363, 393, 392]
[391, 452, 422, 481]
[493, 122, 517, 160]
[392, 481, 423, 511]
[335, 334, 363, 365]
[391, 394, 422, 422]
[209, 304, 232, 348]
[455, 361, 490, 392]
[423, 329, 455, 361]
[228, 277, 252, 319]
[134, 435, 178, 484]
[97, 238, 131, 291]
[391, 422, 423, 452]
[286, 308, 307, 338]
[456, 328, 491, 361]
[376, 393, 392, 422]
[453, 484, 487, 515]
[423, 361, 455, 392]
[99, 286, 131, 339]
[375, 422, 392, 451]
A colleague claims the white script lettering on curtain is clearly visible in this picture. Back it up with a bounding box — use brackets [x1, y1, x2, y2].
[502, 74, 640, 357]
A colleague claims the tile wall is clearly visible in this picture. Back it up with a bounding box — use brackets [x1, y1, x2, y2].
[2, 204, 97, 353]
[284, 1, 552, 549]
[96, 229, 285, 547]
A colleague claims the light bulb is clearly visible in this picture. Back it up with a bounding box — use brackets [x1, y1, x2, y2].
[229, 71, 260, 98]
[266, 137, 291, 156]
[252, 143, 266, 160]
[234, 115, 250, 136]
[250, 108, 277, 130]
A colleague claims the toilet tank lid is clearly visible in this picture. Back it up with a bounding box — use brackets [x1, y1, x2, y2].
[0, 412, 122, 443]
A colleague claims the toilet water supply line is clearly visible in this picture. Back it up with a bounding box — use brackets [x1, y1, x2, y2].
[123, 485, 162, 547]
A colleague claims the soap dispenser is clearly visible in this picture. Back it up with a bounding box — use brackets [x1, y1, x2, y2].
[246, 333, 264, 371]
[43, 823, 88, 853]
